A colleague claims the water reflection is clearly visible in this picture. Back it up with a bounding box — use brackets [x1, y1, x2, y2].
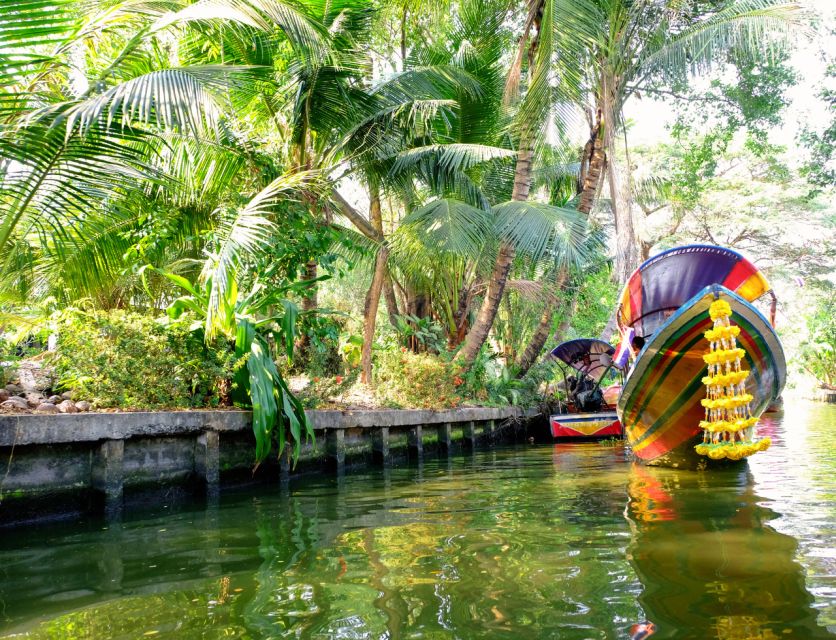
[0, 404, 832, 639]
[625, 463, 832, 639]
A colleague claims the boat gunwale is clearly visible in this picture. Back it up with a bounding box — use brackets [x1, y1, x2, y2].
[616, 284, 786, 463]
[621, 284, 785, 395]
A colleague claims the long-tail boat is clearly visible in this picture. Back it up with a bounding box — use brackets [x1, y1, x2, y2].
[549, 338, 622, 439]
[615, 245, 786, 468]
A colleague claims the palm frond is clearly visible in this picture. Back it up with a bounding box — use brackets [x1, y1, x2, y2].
[391, 143, 515, 176]
[0, 119, 156, 261]
[201, 170, 319, 338]
[60, 66, 264, 138]
[0, 0, 78, 86]
[637, 1, 805, 84]
[494, 200, 589, 266]
[396, 197, 494, 261]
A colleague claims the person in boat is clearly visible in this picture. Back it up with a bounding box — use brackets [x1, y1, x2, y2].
[568, 372, 605, 413]
[631, 335, 646, 357]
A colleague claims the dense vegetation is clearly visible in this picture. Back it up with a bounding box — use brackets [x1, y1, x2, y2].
[1, 0, 833, 462]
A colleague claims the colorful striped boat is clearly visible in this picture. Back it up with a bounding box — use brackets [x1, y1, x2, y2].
[549, 338, 623, 440]
[550, 411, 621, 439]
[616, 245, 786, 468]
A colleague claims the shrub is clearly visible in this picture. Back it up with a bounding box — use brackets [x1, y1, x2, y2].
[297, 315, 345, 377]
[373, 348, 462, 409]
[52, 309, 236, 409]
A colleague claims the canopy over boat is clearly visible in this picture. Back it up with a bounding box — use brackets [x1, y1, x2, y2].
[550, 339, 615, 382]
[617, 245, 773, 338]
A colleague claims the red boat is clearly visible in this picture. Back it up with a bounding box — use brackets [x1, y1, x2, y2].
[550, 410, 622, 439]
[549, 339, 623, 439]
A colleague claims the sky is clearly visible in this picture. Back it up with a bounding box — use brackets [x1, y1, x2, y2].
[625, 0, 835, 151]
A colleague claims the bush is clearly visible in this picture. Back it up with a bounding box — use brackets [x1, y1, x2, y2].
[52, 309, 236, 409]
[297, 315, 345, 377]
[373, 348, 463, 409]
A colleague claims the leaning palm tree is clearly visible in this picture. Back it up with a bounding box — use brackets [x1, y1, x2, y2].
[454, 0, 586, 367]
[561, 0, 805, 281]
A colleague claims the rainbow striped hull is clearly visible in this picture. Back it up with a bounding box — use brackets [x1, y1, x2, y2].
[550, 411, 621, 439]
[617, 285, 785, 468]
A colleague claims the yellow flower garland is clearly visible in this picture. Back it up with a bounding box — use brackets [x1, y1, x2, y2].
[695, 298, 770, 461]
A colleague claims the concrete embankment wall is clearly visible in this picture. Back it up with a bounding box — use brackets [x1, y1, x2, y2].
[0, 407, 537, 526]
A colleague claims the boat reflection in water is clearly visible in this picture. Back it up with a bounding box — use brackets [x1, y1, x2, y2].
[624, 464, 833, 639]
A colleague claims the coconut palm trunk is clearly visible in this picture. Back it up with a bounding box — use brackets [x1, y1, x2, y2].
[601, 86, 639, 283]
[514, 111, 605, 377]
[577, 110, 606, 216]
[515, 268, 569, 376]
[457, 145, 533, 365]
[383, 277, 400, 326]
[360, 180, 387, 383]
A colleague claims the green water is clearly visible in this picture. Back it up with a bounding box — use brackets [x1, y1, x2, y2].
[0, 402, 834, 639]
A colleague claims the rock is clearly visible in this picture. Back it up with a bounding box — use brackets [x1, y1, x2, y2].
[35, 402, 58, 414]
[5, 384, 23, 395]
[17, 361, 54, 392]
[25, 393, 46, 408]
[61, 391, 74, 400]
[1, 396, 30, 410]
[57, 400, 78, 414]
[75, 401, 92, 412]
[0, 389, 8, 402]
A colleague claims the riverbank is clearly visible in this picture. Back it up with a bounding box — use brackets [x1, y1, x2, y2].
[0, 406, 540, 527]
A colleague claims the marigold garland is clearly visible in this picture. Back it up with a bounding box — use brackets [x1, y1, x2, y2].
[695, 298, 770, 461]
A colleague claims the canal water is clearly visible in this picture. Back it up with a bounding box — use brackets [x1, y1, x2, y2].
[0, 402, 833, 639]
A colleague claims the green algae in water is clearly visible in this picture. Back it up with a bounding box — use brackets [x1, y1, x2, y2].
[0, 401, 834, 639]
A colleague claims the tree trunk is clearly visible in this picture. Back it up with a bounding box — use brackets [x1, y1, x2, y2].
[301, 260, 318, 312]
[361, 246, 388, 384]
[552, 294, 576, 345]
[602, 86, 640, 283]
[298, 259, 318, 360]
[331, 188, 401, 328]
[360, 181, 386, 383]
[512, 104, 606, 377]
[577, 111, 606, 216]
[400, 5, 408, 71]
[515, 269, 568, 377]
[383, 276, 400, 327]
[457, 146, 533, 366]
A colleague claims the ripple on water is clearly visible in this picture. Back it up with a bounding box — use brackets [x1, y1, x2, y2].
[0, 401, 833, 639]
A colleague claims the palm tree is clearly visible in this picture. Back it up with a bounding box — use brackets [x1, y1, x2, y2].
[0, 0, 326, 297]
[0, 0, 337, 464]
[454, 0, 586, 367]
[562, 0, 804, 281]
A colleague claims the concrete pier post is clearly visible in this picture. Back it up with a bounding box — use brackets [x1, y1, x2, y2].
[436, 422, 453, 454]
[464, 421, 477, 450]
[326, 429, 346, 474]
[195, 430, 220, 499]
[373, 427, 391, 466]
[408, 425, 424, 459]
[485, 419, 496, 444]
[92, 439, 124, 516]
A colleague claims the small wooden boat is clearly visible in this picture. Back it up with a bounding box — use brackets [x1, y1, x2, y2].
[616, 245, 786, 468]
[549, 339, 622, 439]
[550, 410, 621, 439]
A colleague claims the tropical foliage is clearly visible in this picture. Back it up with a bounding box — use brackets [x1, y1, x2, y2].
[1, 0, 832, 464]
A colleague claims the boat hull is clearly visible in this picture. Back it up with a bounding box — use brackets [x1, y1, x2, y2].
[550, 411, 621, 439]
[617, 285, 785, 468]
